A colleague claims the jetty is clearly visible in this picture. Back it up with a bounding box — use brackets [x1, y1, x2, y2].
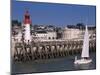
[11, 38, 96, 62]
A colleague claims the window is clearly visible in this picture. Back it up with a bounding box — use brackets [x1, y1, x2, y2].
[49, 37, 51, 39]
[52, 37, 55, 39]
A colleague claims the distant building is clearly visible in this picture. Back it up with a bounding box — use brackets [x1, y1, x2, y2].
[12, 25, 20, 35]
[62, 25, 96, 40]
[12, 20, 21, 35]
[31, 25, 57, 41]
[32, 30, 57, 41]
[14, 32, 22, 42]
[62, 27, 81, 40]
[47, 31, 57, 40]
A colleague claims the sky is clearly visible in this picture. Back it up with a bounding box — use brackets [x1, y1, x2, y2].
[11, 0, 96, 27]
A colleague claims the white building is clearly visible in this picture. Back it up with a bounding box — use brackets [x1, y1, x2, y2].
[62, 27, 81, 40]
[47, 31, 57, 40]
[32, 31, 57, 41]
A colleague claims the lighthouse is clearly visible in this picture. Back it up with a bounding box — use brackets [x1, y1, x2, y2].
[23, 11, 31, 43]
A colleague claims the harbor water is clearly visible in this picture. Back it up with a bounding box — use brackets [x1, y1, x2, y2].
[11, 52, 96, 74]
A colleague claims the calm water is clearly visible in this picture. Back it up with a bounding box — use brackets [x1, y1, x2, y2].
[11, 52, 96, 74]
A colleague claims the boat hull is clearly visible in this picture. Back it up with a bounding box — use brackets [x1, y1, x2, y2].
[74, 59, 92, 64]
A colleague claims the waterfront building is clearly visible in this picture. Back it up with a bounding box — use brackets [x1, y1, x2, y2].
[14, 32, 22, 42]
[12, 20, 21, 36]
[62, 27, 81, 40]
[32, 30, 57, 41]
[62, 25, 96, 40]
[47, 31, 57, 40]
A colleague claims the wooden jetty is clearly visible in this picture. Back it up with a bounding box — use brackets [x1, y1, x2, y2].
[11, 39, 96, 62]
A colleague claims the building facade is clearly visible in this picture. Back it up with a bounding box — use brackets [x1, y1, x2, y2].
[32, 31, 57, 41]
[62, 27, 81, 40]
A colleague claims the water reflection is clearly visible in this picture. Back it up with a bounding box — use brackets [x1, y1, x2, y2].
[74, 63, 91, 70]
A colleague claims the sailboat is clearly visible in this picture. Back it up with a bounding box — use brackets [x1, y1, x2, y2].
[74, 25, 92, 64]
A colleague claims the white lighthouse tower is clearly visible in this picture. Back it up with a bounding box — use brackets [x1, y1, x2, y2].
[23, 11, 31, 43]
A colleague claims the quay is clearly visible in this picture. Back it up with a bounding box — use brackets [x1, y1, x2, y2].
[11, 39, 96, 62]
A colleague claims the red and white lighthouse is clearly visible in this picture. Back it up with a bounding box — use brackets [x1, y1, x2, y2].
[23, 11, 31, 43]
